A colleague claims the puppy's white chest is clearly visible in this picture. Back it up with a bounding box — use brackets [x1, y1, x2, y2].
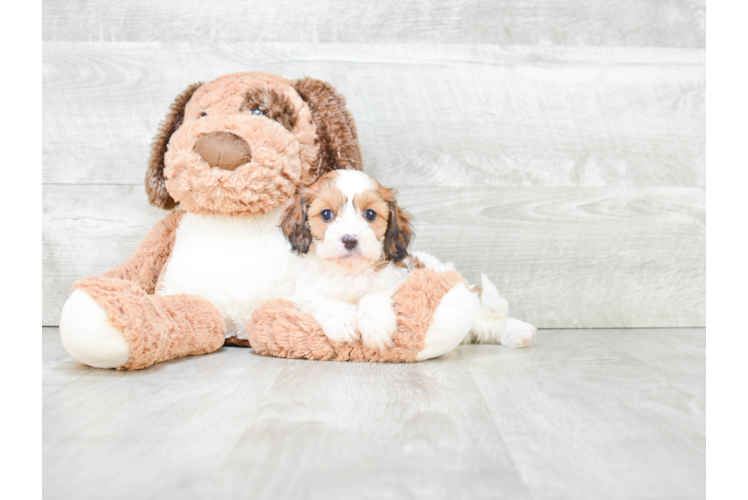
[323, 273, 381, 303]
[295, 260, 409, 306]
[159, 210, 299, 338]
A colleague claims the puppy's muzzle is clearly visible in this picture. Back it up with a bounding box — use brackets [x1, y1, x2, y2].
[193, 131, 252, 171]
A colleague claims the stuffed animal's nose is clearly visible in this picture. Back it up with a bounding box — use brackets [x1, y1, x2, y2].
[342, 235, 358, 250]
[193, 132, 252, 171]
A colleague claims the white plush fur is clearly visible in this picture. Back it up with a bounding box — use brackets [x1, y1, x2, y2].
[59, 289, 131, 368]
[157, 207, 301, 339]
[416, 284, 477, 361]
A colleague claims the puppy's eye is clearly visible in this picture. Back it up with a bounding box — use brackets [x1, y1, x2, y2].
[200, 112, 207, 118]
[251, 109, 264, 116]
[320, 209, 334, 221]
[364, 209, 377, 221]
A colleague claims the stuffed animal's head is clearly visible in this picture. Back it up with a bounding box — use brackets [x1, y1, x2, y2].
[145, 72, 363, 216]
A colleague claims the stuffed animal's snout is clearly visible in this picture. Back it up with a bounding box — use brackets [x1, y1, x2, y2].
[193, 131, 252, 171]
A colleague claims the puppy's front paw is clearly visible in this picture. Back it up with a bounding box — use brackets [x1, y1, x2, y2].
[501, 318, 536, 348]
[318, 304, 360, 343]
[357, 310, 397, 350]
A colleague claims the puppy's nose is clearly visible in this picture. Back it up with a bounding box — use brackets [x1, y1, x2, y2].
[342, 235, 358, 250]
[193, 131, 252, 171]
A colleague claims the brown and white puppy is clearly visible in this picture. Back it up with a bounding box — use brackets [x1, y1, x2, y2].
[281, 169, 538, 350]
[281, 170, 413, 349]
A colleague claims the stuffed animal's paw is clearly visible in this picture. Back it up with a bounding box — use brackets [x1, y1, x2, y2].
[60, 289, 131, 368]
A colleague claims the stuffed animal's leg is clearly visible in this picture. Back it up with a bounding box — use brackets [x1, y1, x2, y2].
[59, 277, 225, 370]
[408, 252, 535, 348]
[247, 268, 475, 362]
[463, 273, 536, 348]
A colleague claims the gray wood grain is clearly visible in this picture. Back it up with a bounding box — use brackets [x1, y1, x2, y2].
[43, 327, 95, 400]
[43, 43, 705, 188]
[42, 326, 706, 500]
[402, 186, 705, 329]
[42, 0, 706, 48]
[468, 327, 705, 500]
[42, 185, 705, 328]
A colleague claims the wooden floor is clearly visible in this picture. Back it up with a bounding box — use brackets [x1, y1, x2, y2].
[42, 327, 705, 500]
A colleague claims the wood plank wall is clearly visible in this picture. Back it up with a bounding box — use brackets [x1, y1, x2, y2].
[42, 1, 706, 328]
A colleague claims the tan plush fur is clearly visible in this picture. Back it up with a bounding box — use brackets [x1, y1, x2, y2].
[73, 277, 226, 370]
[247, 268, 466, 362]
[391, 269, 466, 340]
[164, 73, 320, 216]
[146, 83, 203, 210]
[103, 210, 184, 293]
[292, 77, 363, 178]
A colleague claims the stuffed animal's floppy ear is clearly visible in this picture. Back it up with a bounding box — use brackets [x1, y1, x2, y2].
[384, 199, 413, 262]
[145, 82, 203, 210]
[292, 77, 363, 178]
[280, 193, 313, 254]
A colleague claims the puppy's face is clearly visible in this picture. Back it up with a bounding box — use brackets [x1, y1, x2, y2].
[281, 170, 413, 272]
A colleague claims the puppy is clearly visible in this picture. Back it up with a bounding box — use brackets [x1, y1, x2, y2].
[281, 169, 537, 350]
[281, 169, 411, 349]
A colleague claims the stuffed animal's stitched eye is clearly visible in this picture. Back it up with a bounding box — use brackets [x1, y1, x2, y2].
[200, 112, 207, 118]
[251, 109, 264, 116]
[321, 209, 334, 221]
[364, 209, 377, 221]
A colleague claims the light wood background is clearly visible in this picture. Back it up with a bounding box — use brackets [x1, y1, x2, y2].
[42, 1, 705, 328]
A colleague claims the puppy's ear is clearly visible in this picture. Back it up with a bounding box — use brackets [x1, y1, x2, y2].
[145, 82, 203, 210]
[292, 77, 363, 179]
[384, 198, 414, 262]
[280, 193, 313, 254]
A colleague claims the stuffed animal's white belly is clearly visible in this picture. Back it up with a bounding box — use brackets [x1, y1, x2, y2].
[157, 210, 299, 339]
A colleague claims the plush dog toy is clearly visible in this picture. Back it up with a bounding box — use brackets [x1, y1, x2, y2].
[59, 72, 477, 370]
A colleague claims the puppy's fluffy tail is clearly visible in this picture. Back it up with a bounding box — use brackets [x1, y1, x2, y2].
[463, 273, 510, 344]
